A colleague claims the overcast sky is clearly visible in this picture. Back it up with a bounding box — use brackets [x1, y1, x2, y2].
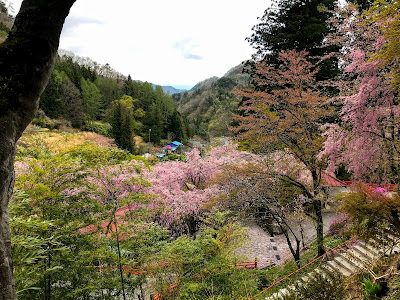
[10, 0, 270, 88]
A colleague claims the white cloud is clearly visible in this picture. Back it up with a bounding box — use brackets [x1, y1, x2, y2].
[9, 0, 270, 87]
[173, 38, 203, 60]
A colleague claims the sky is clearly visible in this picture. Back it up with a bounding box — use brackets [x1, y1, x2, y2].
[9, 0, 270, 89]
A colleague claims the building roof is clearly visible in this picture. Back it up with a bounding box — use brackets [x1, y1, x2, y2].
[162, 141, 183, 150]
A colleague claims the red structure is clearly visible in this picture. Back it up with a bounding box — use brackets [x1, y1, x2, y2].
[343, 181, 397, 192]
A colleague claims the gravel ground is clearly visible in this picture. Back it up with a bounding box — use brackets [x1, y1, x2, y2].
[235, 211, 337, 267]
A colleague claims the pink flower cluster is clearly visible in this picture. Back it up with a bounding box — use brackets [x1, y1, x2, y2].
[87, 145, 254, 233]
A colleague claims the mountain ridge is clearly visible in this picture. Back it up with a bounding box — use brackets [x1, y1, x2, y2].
[172, 62, 252, 139]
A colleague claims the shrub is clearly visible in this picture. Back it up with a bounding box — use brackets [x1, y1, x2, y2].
[363, 279, 381, 297]
[327, 213, 351, 237]
[83, 121, 111, 137]
[31, 117, 71, 130]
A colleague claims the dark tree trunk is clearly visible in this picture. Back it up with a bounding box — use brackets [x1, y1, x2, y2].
[271, 212, 301, 268]
[0, 1, 76, 298]
[311, 170, 325, 257]
[313, 199, 325, 257]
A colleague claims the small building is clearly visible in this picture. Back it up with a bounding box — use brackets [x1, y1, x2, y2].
[162, 141, 183, 154]
[319, 170, 349, 208]
[164, 141, 182, 151]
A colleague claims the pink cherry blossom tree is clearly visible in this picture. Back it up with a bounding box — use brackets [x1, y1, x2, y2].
[86, 145, 253, 236]
[233, 49, 333, 256]
[320, 43, 400, 184]
[146, 145, 253, 235]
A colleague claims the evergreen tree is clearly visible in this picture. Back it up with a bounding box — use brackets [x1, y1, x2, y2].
[167, 110, 185, 142]
[119, 111, 135, 153]
[110, 101, 123, 146]
[108, 96, 138, 153]
[124, 75, 135, 98]
[39, 70, 64, 119]
[145, 102, 163, 144]
[61, 76, 85, 128]
[94, 76, 123, 110]
[80, 77, 102, 123]
[57, 55, 96, 90]
[247, 0, 339, 81]
[0, 0, 12, 44]
[0, 1, 6, 14]
[353, 0, 375, 11]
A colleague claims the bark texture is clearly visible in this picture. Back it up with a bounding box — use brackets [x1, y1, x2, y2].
[0, 1, 76, 298]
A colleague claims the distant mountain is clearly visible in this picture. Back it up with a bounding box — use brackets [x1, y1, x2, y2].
[172, 62, 252, 139]
[160, 85, 187, 95]
[149, 84, 187, 95]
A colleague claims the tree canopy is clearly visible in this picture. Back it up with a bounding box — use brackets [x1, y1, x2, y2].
[247, 0, 339, 81]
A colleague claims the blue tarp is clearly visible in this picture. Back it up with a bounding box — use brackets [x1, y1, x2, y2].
[164, 141, 183, 150]
[170, 141, 183, 146]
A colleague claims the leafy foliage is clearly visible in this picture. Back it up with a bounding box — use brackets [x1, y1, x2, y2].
[12, 130, 262, 298]
[363, 278, 381, 296]
[337, 185, 400, 239]
[149, 210, 256, 300]
[368, 0, 400, 93]
[0, 0, 12, 44]
[12, 131, 154, 299]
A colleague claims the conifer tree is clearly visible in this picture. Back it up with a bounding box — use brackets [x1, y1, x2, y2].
[248, 0, 339, 81]
[61, 76, 85, 128]
[81, 77, 102, 123]
[39, 70, 64, 119]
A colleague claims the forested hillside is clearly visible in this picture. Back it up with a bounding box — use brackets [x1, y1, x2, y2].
[36, 53, 192, 153]
[172, 63, 251, 139]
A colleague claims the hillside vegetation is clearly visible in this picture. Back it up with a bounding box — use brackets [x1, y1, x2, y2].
[172, 63, 251, 139]
[34, 53, 193, 153]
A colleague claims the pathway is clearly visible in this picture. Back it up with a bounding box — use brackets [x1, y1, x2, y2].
[235, 211, 336, 267]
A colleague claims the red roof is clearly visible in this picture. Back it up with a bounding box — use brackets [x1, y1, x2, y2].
[343, 181, 398, 192]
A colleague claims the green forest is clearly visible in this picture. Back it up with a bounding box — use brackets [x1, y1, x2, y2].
[36, 54, 193, 153]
